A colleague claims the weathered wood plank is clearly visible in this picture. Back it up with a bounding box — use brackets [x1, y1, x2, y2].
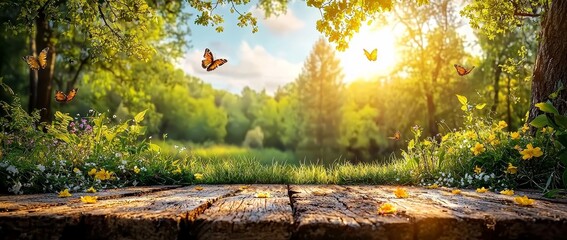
[192, 184, 293, 240]
[0, 185, 239, 240]
[0, 185, 180, 212]
[289, 185, 567, 240]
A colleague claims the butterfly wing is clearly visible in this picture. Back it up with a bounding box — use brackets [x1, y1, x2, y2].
[202, 48, 214, 69]
[38, 47, 49, 69]
[388, 131, 400, 140]
[364, 48, 377, 61]
[454, 64, 474, 76]
[23, 56, 40, 71]
[55, 90, 67, 103]
[65, 88, 78, 102]
[207, 59, 228, 71]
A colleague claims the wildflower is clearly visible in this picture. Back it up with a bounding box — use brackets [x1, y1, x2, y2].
[497, 120, 508, 130]
[474, 165, 482, 174]
[73, 168, 81, 174]
[510, 132, 520, 140]
[423, 140, 432, 147]
[172, 168, 182, 174]
[393, 187, 409, 198]
[541, 127, 554, 134]
[195, 186, 204, 191]
[88, 168, 97, 176]
[426, 183, 439, 189]
[94, 169, 112, 181]
[521, 124, 529, 133]
[87, 187, 97, 193]
[514, 145, 522, 151]
[37, 164, 46, 172]
[194, 173, 204, 180]
[488, 134, 500, 145]
[500, 189, 514, 196]
[6, 165, 18, 175]
[470, 142, 485, 156]
[451, 189, 462, 195]
[520, 144, 543, 160]
[514, 195, 535, 206]
[80, 196, 98, 204]
[378, 202, 397, 215]
[476, 187, 488, 193]
[255, 192, 271, 198]
[133, 166, 140, 174]
[506, 163, 518, 174]
[442, 135, 449, 142]
[466, 131, 477, 140]
[58, 189, 72, 198]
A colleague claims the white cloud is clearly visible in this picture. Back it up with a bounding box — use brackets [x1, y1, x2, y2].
[177, 41, 302, 94]
[253, 8, 305, 35]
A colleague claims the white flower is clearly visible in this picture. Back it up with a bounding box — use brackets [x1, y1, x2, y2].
[0, 161, 8, 168]
[174, 145, 179, 149]
[121, 160, 127, 165]
[37, 164, 46, 172]
[140, 167, 147, 172]
[8, 181, 22, 194]
[132, 180, 139, 186]
[115, 153, 122, 158]
[113, 115, 117, 118]
[60, 160, 66, 166]
[6, 165, 18, 175]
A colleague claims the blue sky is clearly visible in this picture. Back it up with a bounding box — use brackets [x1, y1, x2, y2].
[177, 1, 323, 94]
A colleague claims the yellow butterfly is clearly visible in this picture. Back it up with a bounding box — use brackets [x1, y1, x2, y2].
[201, 48, 228, 71]
[364, 48, 377, 61]
[23, 47, 49, 71]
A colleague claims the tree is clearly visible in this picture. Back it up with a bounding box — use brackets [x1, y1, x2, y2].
[296, 38, 344, 161]
[462, 0, 567, 123]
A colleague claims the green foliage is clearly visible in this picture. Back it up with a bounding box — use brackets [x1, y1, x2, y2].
[242, 126, 264, 149]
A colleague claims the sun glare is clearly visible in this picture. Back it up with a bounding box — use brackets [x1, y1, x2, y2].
[337, 25, 399, 83]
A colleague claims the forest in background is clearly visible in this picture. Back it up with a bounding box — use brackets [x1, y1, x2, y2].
[0, 0, 539, 164]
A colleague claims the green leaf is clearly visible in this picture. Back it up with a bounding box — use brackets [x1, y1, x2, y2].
[529, 115, 549, 128]
[554, 115, 567, 129]
[557, 134, 567, 148]
[543, 189, 559, 199]
[535, 102, 559, 115]
[456, 94, 467, 105]
[408, 139, 415, 150]
[475, 103, 486, 110]
[559, 149, 567, 166]
[134, 109, 148, 123]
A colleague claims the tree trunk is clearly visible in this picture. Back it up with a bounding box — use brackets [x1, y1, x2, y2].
[34, 10, 55, 123]
[491, 60, 502, 113]
[27, 35, 37, 113]
[529, 0, 567, 122]
[506, 75, 512, 128]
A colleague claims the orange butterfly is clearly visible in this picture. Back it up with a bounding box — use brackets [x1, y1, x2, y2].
[23, 47, 49, 71]
[388, 131, 401, 141]
[454, 64, 475, 76]
[201, 48, 228, 71]
[55, 88, 78, 103]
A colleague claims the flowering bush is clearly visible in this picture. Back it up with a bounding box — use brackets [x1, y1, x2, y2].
[0, 97, 192, 194]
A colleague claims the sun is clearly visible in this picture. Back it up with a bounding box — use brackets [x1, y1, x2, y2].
[337, 25, 399, 83]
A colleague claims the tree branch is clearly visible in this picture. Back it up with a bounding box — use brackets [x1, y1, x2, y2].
[514, 11, 541, 17]
[97, 3, 124, 41]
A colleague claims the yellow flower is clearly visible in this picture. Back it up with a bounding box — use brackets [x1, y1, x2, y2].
[86, 187, 97, 193]
[474, 165, 482, 174]
[393, 187, 409, 198]
[506, 163, 518, 174]
[520, 144, 543, 160]
[423, 140, 432, 147]
[470, 142, 485, 156]
[426, 183, 439, 189]
[521, 124, 529, 133]
[94, 169, 112, 181]
[58, 189, 72, 198]
[488, 133, 499, 145]
[195, 186, 204, 191]
[514, 145, 522, 151]
[80, 196, 98, 204]
[514, 195, 535, 206]
[497, 120, 508, 130]
[541, 127, 554, 134]
[172, 168, 182, 174]
[73, 167, 81, 174]
[466, 131, 477, 140]
[500, 189, 514, 196]
[451, 189, 462, 195]
[88, 168, 97, 176]
[510, 132, 520, 140]
[476, 187, 488, 193]
[255, 192, 271, 198]
[133, 166, 140, 174]
[194, 173, 204, 180]
[378, 202, 397, 215]
[442, 134, 449, 142]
